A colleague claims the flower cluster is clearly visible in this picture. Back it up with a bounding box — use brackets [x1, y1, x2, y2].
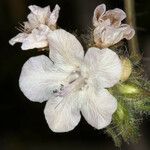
[9, 5, 60, 50]
[9, 3, 150, 147]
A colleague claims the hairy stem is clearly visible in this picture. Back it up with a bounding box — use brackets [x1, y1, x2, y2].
[124, 0, 141, 62]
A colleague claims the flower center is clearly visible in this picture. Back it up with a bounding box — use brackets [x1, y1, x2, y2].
[53, 70, 87, 97]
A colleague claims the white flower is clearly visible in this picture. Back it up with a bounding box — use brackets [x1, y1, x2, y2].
[9, 4, 60, 50]
[19, 29, 122, 132]
[93, 4, 135, 48]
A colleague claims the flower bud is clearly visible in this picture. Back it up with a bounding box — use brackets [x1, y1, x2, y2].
[120, 57, 132, 82]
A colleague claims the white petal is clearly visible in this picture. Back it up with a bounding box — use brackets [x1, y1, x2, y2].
[27, 13, 39, 29]
[84, 47, 122, 88]
[24, 21, 32, 30]
[93, 4, 106, 27]
[29, 5, 50, 15]
[48, 29, 84, 71]
[44, 92, 82, 132]
[21, 25, 51, 50]
[81, 88, 117, 129]
[48, 4, 60, 26]
[9, 33, 28, 46]
[28, 5, 51, 24]
[19, 55, 68, 102]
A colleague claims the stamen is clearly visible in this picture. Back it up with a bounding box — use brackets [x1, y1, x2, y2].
[53, 84, 64, 95]
[53, 70, 87, 98]
[19, 22, 25, 28]
[15, 26, 24, 33]
[15, 22, 31, 33]
[69, 79, 76, 84]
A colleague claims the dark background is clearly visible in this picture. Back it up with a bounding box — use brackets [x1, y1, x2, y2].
[0, 0, 150, 150]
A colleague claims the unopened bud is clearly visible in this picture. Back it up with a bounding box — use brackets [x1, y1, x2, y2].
[120, 57, 132, 82]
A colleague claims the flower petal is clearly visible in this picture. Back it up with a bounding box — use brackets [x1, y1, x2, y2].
[28, 5, 51, 25]
[94, 25, 123, 47]
[93, 4, 106, 27]
[21, 25, 51, 50]
[48, 29, 84, 71]
[93, 24, 135, 48]
[84, 47, 122, 88]
[48, 4, 60, 26]
[120, 24, 135, 40]
[27, 13, 39, 29]
[81, 88, 117, 129]
[9, 33, 28, 46]
[103, 8, 126, 27]
[44, 92, 82, 132]
[24, 21, 32, 31]
[19, 55, 68, 102]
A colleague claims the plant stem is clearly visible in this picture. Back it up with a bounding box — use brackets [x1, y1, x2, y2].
[124, 0, 141, 62]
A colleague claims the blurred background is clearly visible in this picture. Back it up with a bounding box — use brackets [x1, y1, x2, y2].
[0, 0, 150, 150]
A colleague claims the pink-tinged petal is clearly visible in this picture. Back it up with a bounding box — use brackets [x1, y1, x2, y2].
[84, 47, 122, 88]
[94, 25, 123, 48]
[103, 8, 126, 27]
[93, 24, 135, 48]
[93, 4, 106, 27]
[120, 24, 135, 40]
[48, 4, 60, 26]
[81, 88, 117, 129]
[44, 91, 82, 132]
[19, 55, 68, 103]
[93, 20, 112, 47]
[48, 29, 84, 72]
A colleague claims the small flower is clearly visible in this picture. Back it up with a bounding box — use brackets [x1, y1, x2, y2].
[9, 4, 60, 50]
[93, 4, 135, 48]
[19, 29, 122, 132]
